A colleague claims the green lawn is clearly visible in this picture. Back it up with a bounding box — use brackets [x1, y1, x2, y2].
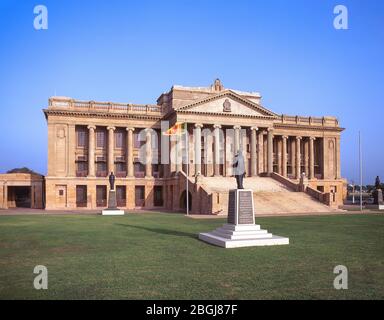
[0, 213, 383, 299]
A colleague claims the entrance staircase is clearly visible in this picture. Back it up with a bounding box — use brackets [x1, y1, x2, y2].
[198, 176, 339, 215]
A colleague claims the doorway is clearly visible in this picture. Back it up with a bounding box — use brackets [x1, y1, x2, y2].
[7, 186, 31, 208]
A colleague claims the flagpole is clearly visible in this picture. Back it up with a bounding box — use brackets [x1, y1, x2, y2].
[185, 123, 189, 216]
[359, 131, 363, 212]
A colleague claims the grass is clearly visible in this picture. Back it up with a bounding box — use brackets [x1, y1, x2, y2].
[0, 212, 383, 299]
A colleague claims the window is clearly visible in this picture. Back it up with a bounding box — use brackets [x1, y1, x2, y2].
[154, 186, 163, 207]
[116, 186, 126, 207]
[135, 186, 145, 207]
[96, 131, 106, 148]
[133, 131, 145, 148]
[96, 186, 107, 207]
[115, 162, 126, 176]
[77, 162, 87, 171]
[96, 161, 107, 177]
[76, 156, 88, 176]
[76, 128, 87, 147]
[115, 131, 124, 149]
[76, 185, 87, 207]
[134, 162, 145, 178]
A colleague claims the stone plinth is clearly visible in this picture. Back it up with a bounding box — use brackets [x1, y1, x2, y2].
[102, 190, 125, 215]
[373, 189, 384, 205]
[199, 189, 289, 248]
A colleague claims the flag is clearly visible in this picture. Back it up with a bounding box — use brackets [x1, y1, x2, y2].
[163, 122, 186, 136]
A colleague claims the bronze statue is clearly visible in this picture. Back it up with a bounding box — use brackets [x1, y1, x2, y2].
[233, 151, 246, 189]
[375, 176, 381, 190]
[109, 171, 115, 191]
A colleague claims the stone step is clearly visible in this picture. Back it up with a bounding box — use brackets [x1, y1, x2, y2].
[214, 227, 269, 237]
[199, 232, 289, 248]
[221, 224, 261, 231]
[212, 230, 273, 240]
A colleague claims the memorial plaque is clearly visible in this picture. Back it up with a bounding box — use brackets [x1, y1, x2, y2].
[227, 190, 236, 224]
[238, 191, 254, 224]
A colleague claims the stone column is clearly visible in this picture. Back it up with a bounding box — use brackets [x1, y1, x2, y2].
[234, 125, 241, 154]
[336, 136, 341, 179]
[250, 126, 258, 176]
[267, 128, 274, 175]
[257, 130, 264, 174]
[194, 124, 203, 176]
[304, 138, 309, 176]
[107, 126, 115, 174]
[145, 128, 152, 178]
[277, 137, 282, 175]
[291, 138, 296, 178]
[295, 136, 302, 179]
[126, 127, 134, 177]
[309, 137, 316, 179]
[213, 124, 221, 176]
[87, 125, 96, 177]
[282, 135, 288, 177]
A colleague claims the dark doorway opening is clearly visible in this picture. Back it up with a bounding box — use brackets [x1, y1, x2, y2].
[135, 186, 145, 207]
[154, 186, 163, 207]
[179, 190, 192, 212]
[8, 186, 31, 208]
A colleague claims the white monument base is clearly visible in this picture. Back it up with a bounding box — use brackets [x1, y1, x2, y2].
[101, 209, 125, 216]
[199, 224, 289, 248]
[199, 189, 289, 248]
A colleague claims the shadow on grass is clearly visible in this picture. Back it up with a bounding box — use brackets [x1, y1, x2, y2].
[115, 223, 198, 239]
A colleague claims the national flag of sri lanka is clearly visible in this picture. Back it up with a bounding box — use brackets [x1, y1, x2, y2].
[163, 122, 186, 136]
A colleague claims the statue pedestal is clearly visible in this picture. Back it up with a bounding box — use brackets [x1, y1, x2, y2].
[373, 189, 384, 205]
[102, 190, 125, 216]
[198, 189, 289, 248]
[366, 189, 384, 210]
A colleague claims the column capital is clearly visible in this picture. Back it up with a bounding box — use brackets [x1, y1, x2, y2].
[309, 136, 316, 141]
[213, 124, 222, 129]
[267, 127, 274, 132]
[126, 127, 135, 132]
[250, 126, 258, 131]
[107, 126, 116, 131]
[233, 125, 241, 130]
[296, 136, 302, 140]
[87, 125, 96, 130]
[282, 135, 288, 140]
[194, 123, 203, 129]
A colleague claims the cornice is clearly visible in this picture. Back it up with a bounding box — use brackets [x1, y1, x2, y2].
[273, 123, 345, 132]
[176, 109, 276, 120]
[43, 109, 162, 121]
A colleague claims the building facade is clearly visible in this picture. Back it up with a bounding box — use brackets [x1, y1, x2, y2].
[43, 80, 345, 214]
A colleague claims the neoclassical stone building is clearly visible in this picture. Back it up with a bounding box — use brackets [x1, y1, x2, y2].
[43, 80, 345, 214]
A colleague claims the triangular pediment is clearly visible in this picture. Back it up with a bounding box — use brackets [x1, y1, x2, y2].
[176, 90, 277, 118]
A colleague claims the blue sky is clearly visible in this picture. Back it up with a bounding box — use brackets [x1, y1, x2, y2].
[0, 0, 383, 184]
